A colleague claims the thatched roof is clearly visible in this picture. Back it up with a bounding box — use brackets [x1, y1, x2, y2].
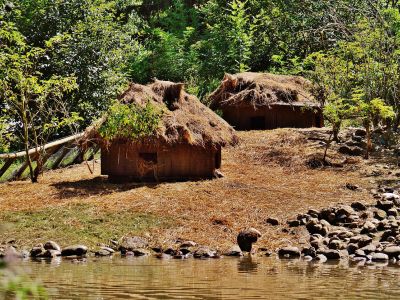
[85, 80, 239, 148]
[209, 72, 320, 109]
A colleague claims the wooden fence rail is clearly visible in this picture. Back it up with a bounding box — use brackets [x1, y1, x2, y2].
[0, 133, 100, 182]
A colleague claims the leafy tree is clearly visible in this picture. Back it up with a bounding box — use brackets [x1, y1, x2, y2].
[0, 20, 80, 182]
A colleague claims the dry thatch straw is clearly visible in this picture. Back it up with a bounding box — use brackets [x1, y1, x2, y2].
[209, 72, 320, 109]
[84, 80, 239, 149]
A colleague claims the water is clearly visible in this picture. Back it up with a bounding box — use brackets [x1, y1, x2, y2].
[8, 256, 400, 299]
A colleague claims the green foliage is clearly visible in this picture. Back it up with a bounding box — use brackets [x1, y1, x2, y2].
[99, 101, 163, 141]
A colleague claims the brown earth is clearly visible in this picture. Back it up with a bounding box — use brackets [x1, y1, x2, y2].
[0, 128, 398, 251]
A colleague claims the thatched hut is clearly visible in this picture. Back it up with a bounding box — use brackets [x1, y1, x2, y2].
[209, 72, 324, 130]
[85, 80, 238, 182]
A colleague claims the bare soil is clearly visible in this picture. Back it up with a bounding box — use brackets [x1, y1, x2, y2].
[1, 128, 398, 251]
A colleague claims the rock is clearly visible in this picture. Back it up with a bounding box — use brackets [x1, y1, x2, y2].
[132, 249, 150, 256]
[337, 205, 354, 217]
[382, 193, 400, 201]
[376, 200, 394, 211]
[318, 249, 341, 260]
[278, 247, 301, 258]
[61, 245, 88, 257]
[301, 247, 317, 258]
[328, 240, 342, 250]
[339, 145, 364, 156]
[306, 219, 328, 236]
[193, 247, 217, 259]
[314, 254, 327, 263]
[44, 241, 61, 252]
[40, 249, 61, 258]
[30, 245, 45, 258]
[95, 249, 113, 257]
[287, 220, 300, 227]
[360, 244, 376, 254]
[237, 228, 262, 252]
[374, 209, 387, 221]
[346, 183, 360, 191]
[347, 243, 358, 255]
[351, 201, 367, 211]
[225, 245, 243, 257]
[361, 221, 377, 234]
[303, 255, 313, 261]
[307, 209, 319, 218]
[354, 129, 366, 137]
[387, 208, 398, 217]
[266, 218, 280, 226]
[383, 246, 400, 258]
[119, 236, 149, 254]
[163, 248, 176, 255]
[371, 253, 389, 261]
[180, 248, 192, 255]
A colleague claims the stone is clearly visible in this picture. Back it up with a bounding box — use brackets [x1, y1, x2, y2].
[376, 200, 394, 211]
[44, 241, 61, 252]
[337, 205, 355, 217]
[339, 145, 364, 156]
[278, 247, 301, 258]
[387, 208, 398, 217]
[383, 246, 400, 258]
[193, 247, 217, 259]
[351, 202, 367, 211]
[301, 247, 317, 258]
[132, 249, 150, 256]
[307, 209, 319, 218]
[328, 240, 342, 250]
[164, 248, 176, 255]
[303, 255, 313, 261]
[371, 253, 389, 261]
[225, 245, 243, 257]
[347, 243, 358, 255]
[40, 249, 61, 258]
[119, 236, 149, 254]
[30, 245, 45, 258]
[382, 193, 400, 201]
[266, 218, 280, 226]
[346, 183, 360, 191]
[318, 249, 341, 260]
[360, 221, 377, 234]
[237, 228, 262, 252]
[360, 244, 376, 255]
[374, 209, 387, 221]
[287, 220, 301, 227]
[95, 249, 113, 257]
[314, 254, 327, 263]
[61, 245, 88, 257]
[354, 129, 366, 137]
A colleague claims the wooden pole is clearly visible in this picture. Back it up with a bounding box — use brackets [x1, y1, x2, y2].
[0, 158, 16, 179]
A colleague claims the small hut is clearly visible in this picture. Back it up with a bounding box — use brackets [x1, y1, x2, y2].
[209, 72, 324, 130]
[85, 80, 238, 182]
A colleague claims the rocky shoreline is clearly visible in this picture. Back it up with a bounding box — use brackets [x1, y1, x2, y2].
[2, 188, 400, 266]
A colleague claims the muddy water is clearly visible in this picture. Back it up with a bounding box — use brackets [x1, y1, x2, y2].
[11, 257, 400, 299]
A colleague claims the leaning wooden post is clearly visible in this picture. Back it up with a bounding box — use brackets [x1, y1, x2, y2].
[0, 158, 16, 179]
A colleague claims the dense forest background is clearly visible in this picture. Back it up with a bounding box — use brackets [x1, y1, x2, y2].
[1, 0, 400, 153]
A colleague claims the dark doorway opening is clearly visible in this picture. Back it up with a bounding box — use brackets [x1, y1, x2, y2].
[250, 116, 266, 130]
[138, 152, 158, 181]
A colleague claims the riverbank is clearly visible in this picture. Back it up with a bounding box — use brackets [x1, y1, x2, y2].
[0, 128, 398, 251]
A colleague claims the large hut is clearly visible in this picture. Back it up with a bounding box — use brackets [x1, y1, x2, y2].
[85, 80, 238, 182]
[209, 72, 324, 130]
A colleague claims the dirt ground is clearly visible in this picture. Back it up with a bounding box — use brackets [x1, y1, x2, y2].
[0, 128, 398, 251]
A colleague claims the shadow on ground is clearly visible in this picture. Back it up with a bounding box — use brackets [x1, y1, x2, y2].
[51, 176, 159, 199]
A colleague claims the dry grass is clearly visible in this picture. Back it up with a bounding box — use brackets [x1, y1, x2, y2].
[0, 129, 395, 251]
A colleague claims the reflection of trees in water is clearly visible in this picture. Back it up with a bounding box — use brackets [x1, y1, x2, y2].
[237, 256, 259, 274]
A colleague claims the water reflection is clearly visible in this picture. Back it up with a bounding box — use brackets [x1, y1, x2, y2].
[237, 256, 259, 274]
[10, 257, 400, 300]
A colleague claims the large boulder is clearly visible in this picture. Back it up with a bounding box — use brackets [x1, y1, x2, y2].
[237, 228, 262, 252]
[278, 246, 301, 258]
[119, 236, 149, 254]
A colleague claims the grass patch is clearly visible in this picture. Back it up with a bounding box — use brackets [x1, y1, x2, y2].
[0, 203, 174, 248]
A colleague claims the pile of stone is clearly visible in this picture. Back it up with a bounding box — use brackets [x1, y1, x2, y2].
[278, 190, 400, 264]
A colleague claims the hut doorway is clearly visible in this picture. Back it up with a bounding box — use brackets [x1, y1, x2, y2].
[138, 152, 158, 181]
[250, 116, 266, 130]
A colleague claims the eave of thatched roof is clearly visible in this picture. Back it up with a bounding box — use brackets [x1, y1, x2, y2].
[84, 80, 239, 148]
[209, 72, 321, 109]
